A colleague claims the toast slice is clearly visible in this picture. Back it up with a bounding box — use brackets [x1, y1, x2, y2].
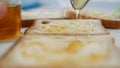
[61, 9, 120, 29]
[21, 9, 64, 27]
[1, 34, 120, 68]
[26, 20, 109, 35]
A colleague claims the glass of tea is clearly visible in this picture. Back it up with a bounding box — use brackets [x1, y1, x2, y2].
[0, 0, 21, 42]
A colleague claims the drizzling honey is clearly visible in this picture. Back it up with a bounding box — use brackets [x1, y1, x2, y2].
[70, 0, 89, 20]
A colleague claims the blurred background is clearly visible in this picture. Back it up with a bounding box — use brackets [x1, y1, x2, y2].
[21, 0, 120, 13]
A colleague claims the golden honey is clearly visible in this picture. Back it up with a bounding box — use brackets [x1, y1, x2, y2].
[0, 5, 21, 41]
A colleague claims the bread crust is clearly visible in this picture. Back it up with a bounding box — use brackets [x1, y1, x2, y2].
[22, 20, 35, 28]
[61, 9, 120, 29]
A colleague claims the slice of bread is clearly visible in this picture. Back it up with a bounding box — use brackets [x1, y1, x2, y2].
[22, 18, 68, 27]
[61, 9, 120, 29]
[26, 20, 109, 35]
[21, 9, 64, 27]
[1, 35, 120, 68]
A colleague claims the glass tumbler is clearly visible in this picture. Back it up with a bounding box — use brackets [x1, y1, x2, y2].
[0, 0, 21, 42]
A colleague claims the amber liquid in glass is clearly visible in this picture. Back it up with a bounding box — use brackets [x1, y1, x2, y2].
[0, 5, 21, 41]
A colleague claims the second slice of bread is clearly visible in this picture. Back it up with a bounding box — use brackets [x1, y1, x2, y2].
[61, 9, 120, 29]
[26, 20, 109, 35]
